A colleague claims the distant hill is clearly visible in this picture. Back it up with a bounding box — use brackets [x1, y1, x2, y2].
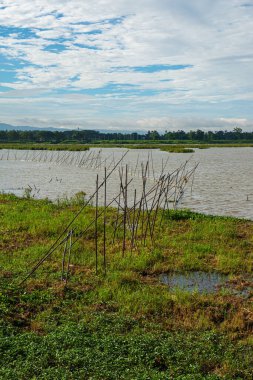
[0, 123, 145, 134]
[0, 123, 65, 132]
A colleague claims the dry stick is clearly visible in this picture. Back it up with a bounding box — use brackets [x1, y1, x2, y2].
[95, 153, 112, 170]
[83, 151, 92, 167]
[93, 150, 103, 169]
[134, 153, 140, 176]
[112, 167, 149, 245]
[158, 164, 198, 234]
[143, 171, 164, 242]
[95, 174, 99, 275]
[90, 151, 96, 168]
[19, 232, 70, 286]
[151, 164, 185, 236]
[132, 172, 163, 246]
[172, 167, 182, 209]
[175, 164, 198, 206]
[65, 229, 73, 284]
[146, 177, 166, 243]
[147, 152, 150, 178]
[78, 151, 87, 167]
[94, 151, 100, 168]
[61, 232, 69, 281]
[107, 153, 115, 170]
[130, 189, 137, 252]
[132, 192, 143, 250]
[115, 170, 171, 248]
[71, 177, 133, 252]
[114, 179, 162, 241]
[122, 165, 128, 257]
[150, 150, 155, 181]
[94, 150, 100, 169]
[141, 162, 150, 244]
[151, 166, 189, 240]
[158, 175, 173, 233]
[140, 163, 145, 240]
[112, 188, 122, 244]
[31, 150, 42, 162]
[118, 166, 132, 229]
[144, 176, 165, 243]
[150, 177, 168, 240]
[103, 167, 107, 275]
[191, 170, 196, 196]
[19, 151, 129, 286]
[172, 162, 192, 206]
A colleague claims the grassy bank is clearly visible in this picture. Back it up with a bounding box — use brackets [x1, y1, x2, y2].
[1, 141, 253, 153]
[0, 194, 252, 379]
[0, 143, 89, 151]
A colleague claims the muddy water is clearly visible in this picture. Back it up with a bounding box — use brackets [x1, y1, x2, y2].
[0, 147, 253, 220]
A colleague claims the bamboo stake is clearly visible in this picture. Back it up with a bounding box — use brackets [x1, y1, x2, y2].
[122, 165, 128, 256]
[65, 229, 73, 284]
[19, 151, 129, 286]
[103, 167, 107, 275]
[61, 232, 69, 281]
[95, 174, 99, 274]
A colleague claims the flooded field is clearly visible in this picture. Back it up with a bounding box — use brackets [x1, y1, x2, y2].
[1, 147, 253, 220]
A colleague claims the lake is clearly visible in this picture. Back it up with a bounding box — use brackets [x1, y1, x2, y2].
[1, 147, 253, 220]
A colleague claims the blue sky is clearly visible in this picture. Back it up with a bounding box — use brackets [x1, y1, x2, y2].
[0, 0, 253, 131]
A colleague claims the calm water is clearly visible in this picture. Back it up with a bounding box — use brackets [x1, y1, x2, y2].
[0, 147, 253, 220]
[160, 271, 253, 297]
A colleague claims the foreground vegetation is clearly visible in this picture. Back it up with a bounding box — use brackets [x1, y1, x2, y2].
[0, 194, 252, 379]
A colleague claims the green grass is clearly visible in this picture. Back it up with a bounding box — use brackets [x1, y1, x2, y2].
[1, 316, 252, 379]
[0, 143, 89, 151]
[0, 194, 253, 379]
[1, 141, 253, 153]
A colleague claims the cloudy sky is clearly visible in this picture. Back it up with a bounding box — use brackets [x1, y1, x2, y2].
[0, 0, 253, 131]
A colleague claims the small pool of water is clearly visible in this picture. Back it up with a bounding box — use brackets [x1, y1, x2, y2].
[160, 271, 253, 297]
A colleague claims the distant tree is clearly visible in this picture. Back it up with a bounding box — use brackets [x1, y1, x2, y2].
[233, 127, 243, 139]
[146, 130, 160, 140]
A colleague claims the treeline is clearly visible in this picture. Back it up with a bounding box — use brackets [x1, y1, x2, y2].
[0, 127, 253, 143]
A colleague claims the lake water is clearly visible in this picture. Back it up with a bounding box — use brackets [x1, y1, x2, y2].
[1, 147, 253, 220]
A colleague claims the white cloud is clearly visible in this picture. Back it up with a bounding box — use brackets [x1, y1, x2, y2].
[0, 0, 253, 128]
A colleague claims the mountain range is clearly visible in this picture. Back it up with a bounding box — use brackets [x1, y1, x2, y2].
[0, 123, 145, 134]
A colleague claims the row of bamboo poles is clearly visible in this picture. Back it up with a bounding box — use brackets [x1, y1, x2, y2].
[0, 149, 105, 170]
[19, 151, 198, 285]
[1, 148, 174, 181]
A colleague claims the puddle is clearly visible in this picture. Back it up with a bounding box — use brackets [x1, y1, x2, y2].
[160, 271, 253, 297]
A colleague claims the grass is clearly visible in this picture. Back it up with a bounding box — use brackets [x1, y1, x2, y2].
[0, 143, 89, 151]
[1, 142, 253, 153]
[0, 194, 253, 379]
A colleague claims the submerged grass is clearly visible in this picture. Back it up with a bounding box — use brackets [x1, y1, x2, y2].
[0, 194, 252, 379]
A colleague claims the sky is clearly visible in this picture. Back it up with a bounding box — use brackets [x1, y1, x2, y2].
[0, 0, 253, 131]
